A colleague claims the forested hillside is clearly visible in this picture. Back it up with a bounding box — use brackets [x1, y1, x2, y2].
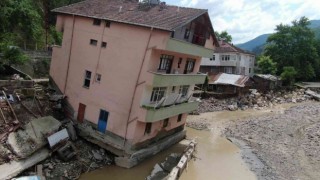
[0, 0, 83, 51]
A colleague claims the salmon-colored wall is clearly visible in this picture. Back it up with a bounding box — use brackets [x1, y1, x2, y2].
[51, 14, 212, 146]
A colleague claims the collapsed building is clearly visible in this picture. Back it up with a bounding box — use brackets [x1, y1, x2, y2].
[49, 0, 219, 168]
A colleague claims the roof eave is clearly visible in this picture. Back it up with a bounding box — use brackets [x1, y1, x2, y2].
[52, 11, 173, 32]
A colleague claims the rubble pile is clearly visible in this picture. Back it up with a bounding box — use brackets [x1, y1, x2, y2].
[22, 139, 114, 179]
[197, 88, 313, 113]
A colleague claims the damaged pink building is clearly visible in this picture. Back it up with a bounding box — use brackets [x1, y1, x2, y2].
[50, 0, 218, 167]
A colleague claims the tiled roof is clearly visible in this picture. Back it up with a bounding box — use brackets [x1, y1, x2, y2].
[214, 41, 255, 55]
[52, 0, 208, 31]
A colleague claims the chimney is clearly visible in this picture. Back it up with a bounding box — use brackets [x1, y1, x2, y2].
[119, 6, 122, 12]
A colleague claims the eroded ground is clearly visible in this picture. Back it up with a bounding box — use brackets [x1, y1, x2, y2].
[187, 101, 320, 180]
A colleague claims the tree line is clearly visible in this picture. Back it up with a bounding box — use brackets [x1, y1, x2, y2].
[0, 0, 83, 71]
[257, 17, 320, 85]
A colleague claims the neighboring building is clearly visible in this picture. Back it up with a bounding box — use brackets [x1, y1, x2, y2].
[207, 73, 253, 97]
[253, 74, 282, 92]
[200, 40, 255, 76]
[50, 0, 218, 168]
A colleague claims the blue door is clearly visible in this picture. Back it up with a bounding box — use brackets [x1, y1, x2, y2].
[98, 110, 109, 133]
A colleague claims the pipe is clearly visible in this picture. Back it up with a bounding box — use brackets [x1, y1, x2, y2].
[63, 15, 76, 94]
[123, 27, 154, 149]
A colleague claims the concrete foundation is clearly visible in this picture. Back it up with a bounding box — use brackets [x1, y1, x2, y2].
[115, 130, 186, 168]
[76, 121, 186, 168]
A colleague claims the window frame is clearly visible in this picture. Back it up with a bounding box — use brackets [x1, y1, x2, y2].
[93, 19, 101, 26]
[95, 73, 102, 83]
[150, 87, 167, 103]
[144, 123, 152, 135]
[158, 54, 174, 73]
[179, 85, 189, 98]
[163, 118, 169, 128]
[90, 39, 98, 46]
[83, 70, 92, 88]
[101, 42, 107, 48]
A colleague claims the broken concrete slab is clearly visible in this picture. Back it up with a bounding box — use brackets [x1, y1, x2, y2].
[7, 116, 61, 158]
[0, 148, 49, 180]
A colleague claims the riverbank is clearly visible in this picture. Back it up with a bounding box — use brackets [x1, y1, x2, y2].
[186, 101, 320, 180]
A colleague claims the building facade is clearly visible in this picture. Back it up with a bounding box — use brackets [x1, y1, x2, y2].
[50, 0, 218, 167]
[200, 40, 255, 76]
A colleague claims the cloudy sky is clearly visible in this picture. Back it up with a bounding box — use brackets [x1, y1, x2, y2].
[165, 0, 320, 44]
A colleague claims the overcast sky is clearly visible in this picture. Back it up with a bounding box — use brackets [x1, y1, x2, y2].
[165, 0, 320, 44]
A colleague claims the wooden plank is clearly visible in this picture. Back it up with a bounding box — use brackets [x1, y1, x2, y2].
[2, 91, 18, 121]
[21, 102, 39, 118]
[0, 107, 7, 123]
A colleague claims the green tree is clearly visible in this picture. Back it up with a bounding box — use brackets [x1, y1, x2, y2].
[264, 16, 320, 81]
[0, 47, 29, 71]
[257, 55, 277, 74]
[215, 31, 232, 43]
[281, 66, 297, 86]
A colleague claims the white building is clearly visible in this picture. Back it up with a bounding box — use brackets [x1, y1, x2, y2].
[200, 40, 255, 76]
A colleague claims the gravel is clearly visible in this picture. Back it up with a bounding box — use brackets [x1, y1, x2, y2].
[224, 103, 320, 180]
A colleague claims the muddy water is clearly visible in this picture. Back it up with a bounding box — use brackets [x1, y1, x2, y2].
[81, 103, 302, 180]
[180, 128, 256, 180]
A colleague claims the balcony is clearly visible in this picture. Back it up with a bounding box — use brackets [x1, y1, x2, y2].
[166, 38, 213, 58]
[219, 60, 237, 66]
[141, 95, 200, 122]
[148, 72, 206, 87]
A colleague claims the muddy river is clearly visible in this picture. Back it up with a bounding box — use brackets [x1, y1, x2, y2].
[80, 103, 299, 180]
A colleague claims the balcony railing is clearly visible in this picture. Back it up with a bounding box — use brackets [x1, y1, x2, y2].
[166, 38, 213, 58]
[141, 94, 200, 122]
[148, 71, 206, 87]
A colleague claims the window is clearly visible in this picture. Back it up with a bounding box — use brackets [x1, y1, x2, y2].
[163, 118, 169, 128]
[177, 114, 183, 122]
[178, 58, 182, 68]
[83, 70, 92, 88]
[105, 20, 111, 27]
[221, 55, 230, 61]
[95, 73, 101, 83]
[90, 39, 98, 46]
[249, 68, 251, 74]
[145, 123, 152, 135]
[150, 87, 167, 103]
[179, 85, 189, 98]
[158, 54, 174, 73]
[93, 19, 101, 26]
[224, 67, 233, 74]
[184, 58, 195, 74]
[212, 55, 215, 61]
[172, 86, 176, 93]
[101, 42, 107, 48]
[184, 29, 190, 39]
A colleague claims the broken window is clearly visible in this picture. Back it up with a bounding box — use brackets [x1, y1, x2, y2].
[93, 19, 101, 26]
[83, 70, 92, 88]
[90, 39, 98, 46]
[95, 73, 101, 83]
[101, 42, 107, 48]
[145, 123, 152, 135]
[179, 85, 189, 98]
[150, 87, 166, 103]
[163, 118, 169, 128]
